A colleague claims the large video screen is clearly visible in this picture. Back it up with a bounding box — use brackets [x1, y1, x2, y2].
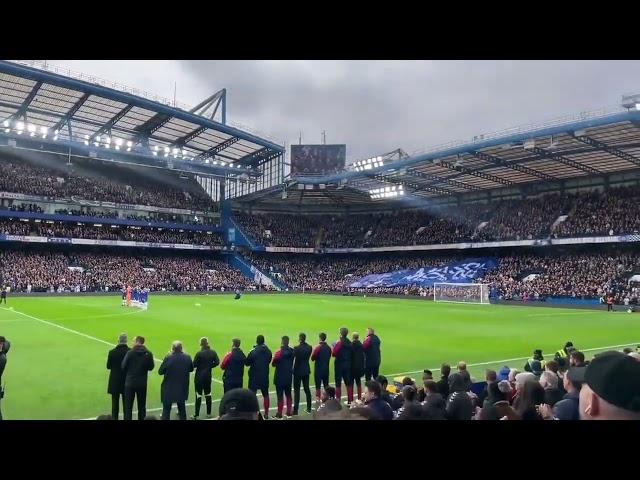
[290, 144, 346, 175]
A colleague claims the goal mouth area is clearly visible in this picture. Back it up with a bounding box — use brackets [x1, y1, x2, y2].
[433, 282, 491, 305]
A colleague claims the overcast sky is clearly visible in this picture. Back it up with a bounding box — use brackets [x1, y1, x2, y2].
[49, 60, 640, 162]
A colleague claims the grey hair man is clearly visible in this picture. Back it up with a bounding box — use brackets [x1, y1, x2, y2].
[158, 340, 193, 420]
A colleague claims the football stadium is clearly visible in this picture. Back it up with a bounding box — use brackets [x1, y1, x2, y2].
[0, 60, 639, 421]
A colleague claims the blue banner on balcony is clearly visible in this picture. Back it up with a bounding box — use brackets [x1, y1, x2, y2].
[349, 257, 499, 288]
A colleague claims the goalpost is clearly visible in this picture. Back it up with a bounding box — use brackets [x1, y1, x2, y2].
[433, 282, 490, 304]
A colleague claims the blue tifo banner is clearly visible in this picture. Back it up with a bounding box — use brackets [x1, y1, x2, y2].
[349, 258, 499, 288]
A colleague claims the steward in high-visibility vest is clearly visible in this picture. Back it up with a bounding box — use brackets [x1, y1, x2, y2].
[554, 342, 574, 368]
[524, 349, 544, 376]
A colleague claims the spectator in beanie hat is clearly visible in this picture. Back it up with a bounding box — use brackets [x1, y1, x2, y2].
[219, 388, 261, 420]
[579, 351, 640, 420]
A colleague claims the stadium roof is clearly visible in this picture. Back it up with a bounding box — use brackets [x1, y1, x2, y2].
[0, 60, 283, 177]
[237, 105, 640, 209]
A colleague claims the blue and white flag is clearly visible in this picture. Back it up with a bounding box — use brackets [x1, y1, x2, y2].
[349, 257, 499, 288]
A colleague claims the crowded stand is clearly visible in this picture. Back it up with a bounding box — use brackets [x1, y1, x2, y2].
[0, 249, 251, 293]
[0, 219, 223, 246]
[0, 157, 216, 211]
[248, 250, 640, 303]
[234, 184, 640, 248]
[481, 252, 640, 303]
[554, 186, 640, 238]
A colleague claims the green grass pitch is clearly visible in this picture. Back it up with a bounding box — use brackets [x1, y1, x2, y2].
[0, 293, 638, 420]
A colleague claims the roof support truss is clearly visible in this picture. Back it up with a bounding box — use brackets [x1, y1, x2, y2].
[467, 150, 557, 182]
[570, 134, 640, 168]
[194, 136, 241, 161]
[50, 92, 91, 134]
[89, 104, 134, 141]
[528, 146, 602, 175]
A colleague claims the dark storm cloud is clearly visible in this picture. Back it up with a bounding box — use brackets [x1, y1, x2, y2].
[181, 60, 640, 162]
[49, 60, 640, 163]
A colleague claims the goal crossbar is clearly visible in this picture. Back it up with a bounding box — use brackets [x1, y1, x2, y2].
[433, 282, 490, 305]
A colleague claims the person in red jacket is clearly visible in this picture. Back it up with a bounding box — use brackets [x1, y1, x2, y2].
[220, 338, 246, 393]
[272, 335, 294, 418]
[333, 327, 353, 404]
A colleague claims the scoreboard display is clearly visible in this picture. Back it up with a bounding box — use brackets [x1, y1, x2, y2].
[290, 144, 346, 175]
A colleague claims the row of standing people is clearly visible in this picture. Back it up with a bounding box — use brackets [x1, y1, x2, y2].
[106, 327, 382, 420]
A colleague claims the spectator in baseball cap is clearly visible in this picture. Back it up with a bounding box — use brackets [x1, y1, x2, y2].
[579, 351, 640, 420]
[219, 388, 261, 420]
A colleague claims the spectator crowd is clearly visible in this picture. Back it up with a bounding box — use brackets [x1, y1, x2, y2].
[0, 219, 223, 246]
[0, 158, 215, 211]
[0, 250, 251, 293]
[234, 185, 640, 248]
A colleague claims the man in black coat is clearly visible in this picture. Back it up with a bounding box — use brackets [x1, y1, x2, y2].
[311, 332, 332, 403]
[158, 341, 193, 420]
[121, 335, 155, 420]
[351, 332, 365, 401]
[292, 332, 312, 415]
[245, 334, 272, 419]
[220, 338, 246, 393]
[106, 333, 130, 420]
[332, 327, 353, 404]
[192, 337, 220, 420]
[272, 335, 294, 418]
[363, 327, 381, 381]
[436, 363, 451, 399]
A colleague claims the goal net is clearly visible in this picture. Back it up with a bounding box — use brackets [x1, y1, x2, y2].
[433, 283, 490, 304]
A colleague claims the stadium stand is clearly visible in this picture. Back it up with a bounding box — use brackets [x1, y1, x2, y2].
[0, 219, 223, 246]
[0, 249, 252, 293]
[0, 157, 216, 211]
[235, 184, 640, 249]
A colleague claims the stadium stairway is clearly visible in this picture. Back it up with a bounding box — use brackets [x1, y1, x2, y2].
[228, 251, 289, 291]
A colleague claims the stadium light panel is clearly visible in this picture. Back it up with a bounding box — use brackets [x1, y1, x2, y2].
[96, 135, 101, 142]
[16, 121, 24, 131]
[172, 148, 179, 155]
[636, 103, 640, 111]
[126, 140, 133, 148]
[27, 124, 36, 133]
[152, 151, 158, 156]
[4, 128, 10, 133]
[104, 136, 111, 144]
[164, 146, 170, 153]
[115, 138, 123, 146]
[2, 120, 8, 128]
[229, 163, 234, 168]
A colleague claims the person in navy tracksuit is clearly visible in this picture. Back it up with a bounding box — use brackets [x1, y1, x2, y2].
[351, 332, 365, 401]
[293, 333, 312, 415]
[272, 335, 294, 418]
[311, 332, 332, 402]
[363, 327, 381, 381]
[245, 335, 272, 419]
[220, 338, 246, 393]
[333, 327, 353, 404]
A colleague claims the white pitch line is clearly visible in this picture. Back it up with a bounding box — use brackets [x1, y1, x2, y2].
[4, 307, 636, 420]
[0, 307, 225, 385]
